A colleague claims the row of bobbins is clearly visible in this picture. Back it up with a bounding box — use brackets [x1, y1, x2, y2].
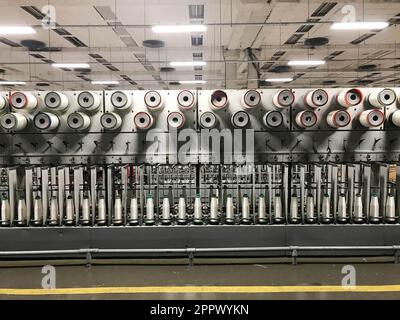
[134, 90, 195, 131]
[200, 89, 271, 129]
[297, 88, 399, 129]
[200, 88, 395, 129]
[0, 90, 196, 132]
[0, 88, 399, 131]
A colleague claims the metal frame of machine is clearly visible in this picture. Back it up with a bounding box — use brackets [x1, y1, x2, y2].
[0, 88, 400, 260]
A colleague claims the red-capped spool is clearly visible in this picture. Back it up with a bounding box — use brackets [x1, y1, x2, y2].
[209, 90, 228, 110]
[10, 92, 37, 111]
[272, 89, 294, 108]
[177, 90, 195, 110]
[134, 111, 154, 130]
[295, 110, 318, 128]
[326, 110, 351, 128]
[337, 88, 363, 108]
[359, 109, 384, 128]
[304, 89, 329, 108]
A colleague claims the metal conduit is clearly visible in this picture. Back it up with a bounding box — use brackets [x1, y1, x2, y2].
[0, 245, 398, 256]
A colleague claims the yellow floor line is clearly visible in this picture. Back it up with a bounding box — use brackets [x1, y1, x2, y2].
[1, 285, 400, 295]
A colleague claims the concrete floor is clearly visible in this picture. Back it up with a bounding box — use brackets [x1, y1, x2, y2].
[0, 257, 400, 299]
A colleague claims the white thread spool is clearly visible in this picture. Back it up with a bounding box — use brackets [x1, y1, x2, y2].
[100, 112, 122, 130]
[337, 88, 363, 108]
[359, 109, 384, 128]
[34, 112, 60, 131]
[209, 90, 228, 110]
[368, 88, 396, 108]
[17, 198, 27, 224]
[0, 113, 28, 131]
[134, 111, 154, 130]
[178, 196, 187, 223]
[391, 110, 400, 127]
[129, 197, 138, 224]
[321, 194, 331, 221]
[242, 90, 261, 109]
[272, 89, 294, 108]
[290, 194, 298, 221]
[146, 194, 155, 223]
[1, 197, 10, 225]
[97, 196, 106, 224]
[306, 194, 315, 221]
[326, 110, 351, 128]
[295, 110, 318, 128]
[81, 196, 90, 224]
[258, 195, 267, 222]
[304, 89, 329, 108]
[263, 110, 283, 128]
[10, 92, 37, 111]
[67, 112, 91, 130]
[369, 194, 380, 221]
[210, 196, 219, 222]
[161, 197, 171, 223]
[231, 111, 250, 128]
[44, 91, 69, 111]
[241, 194, 250, 222]
[193, 194, 202, 223]
[33, 195, 43, 224]
[111, 91, 132, 110]
[337, 194, 347, 221]
[274, 194, 283, 220]
[0, 95, 8, 113]
[386, 194, 395, 220]
[49, 196, 58, 225]
[353, 194, 363, 221]
[167, 111, 185, 129]
[113, 195, 122, 224]
[144, 91, 164, 111]
[177, 90, 195, 110]
[77, 91, 101, 111]
[226, 195, 234, 223]
[199, 111, 217, 128]
[65, 195, 75, 224]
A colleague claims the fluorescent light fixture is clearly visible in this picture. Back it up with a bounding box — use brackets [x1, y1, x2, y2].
[170, 61, 206, 67]
[331, 21, 388, 30]
[152, 25, 207, 33]
[0, 26, 35, 35]
[179, 80, 206, 84]
[265, 78, 293, 82]
[0, 81, 26, 85]
[91, 80, 119, 85]
[52, 63, 90, 69]
[288, 60, 325, 66]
